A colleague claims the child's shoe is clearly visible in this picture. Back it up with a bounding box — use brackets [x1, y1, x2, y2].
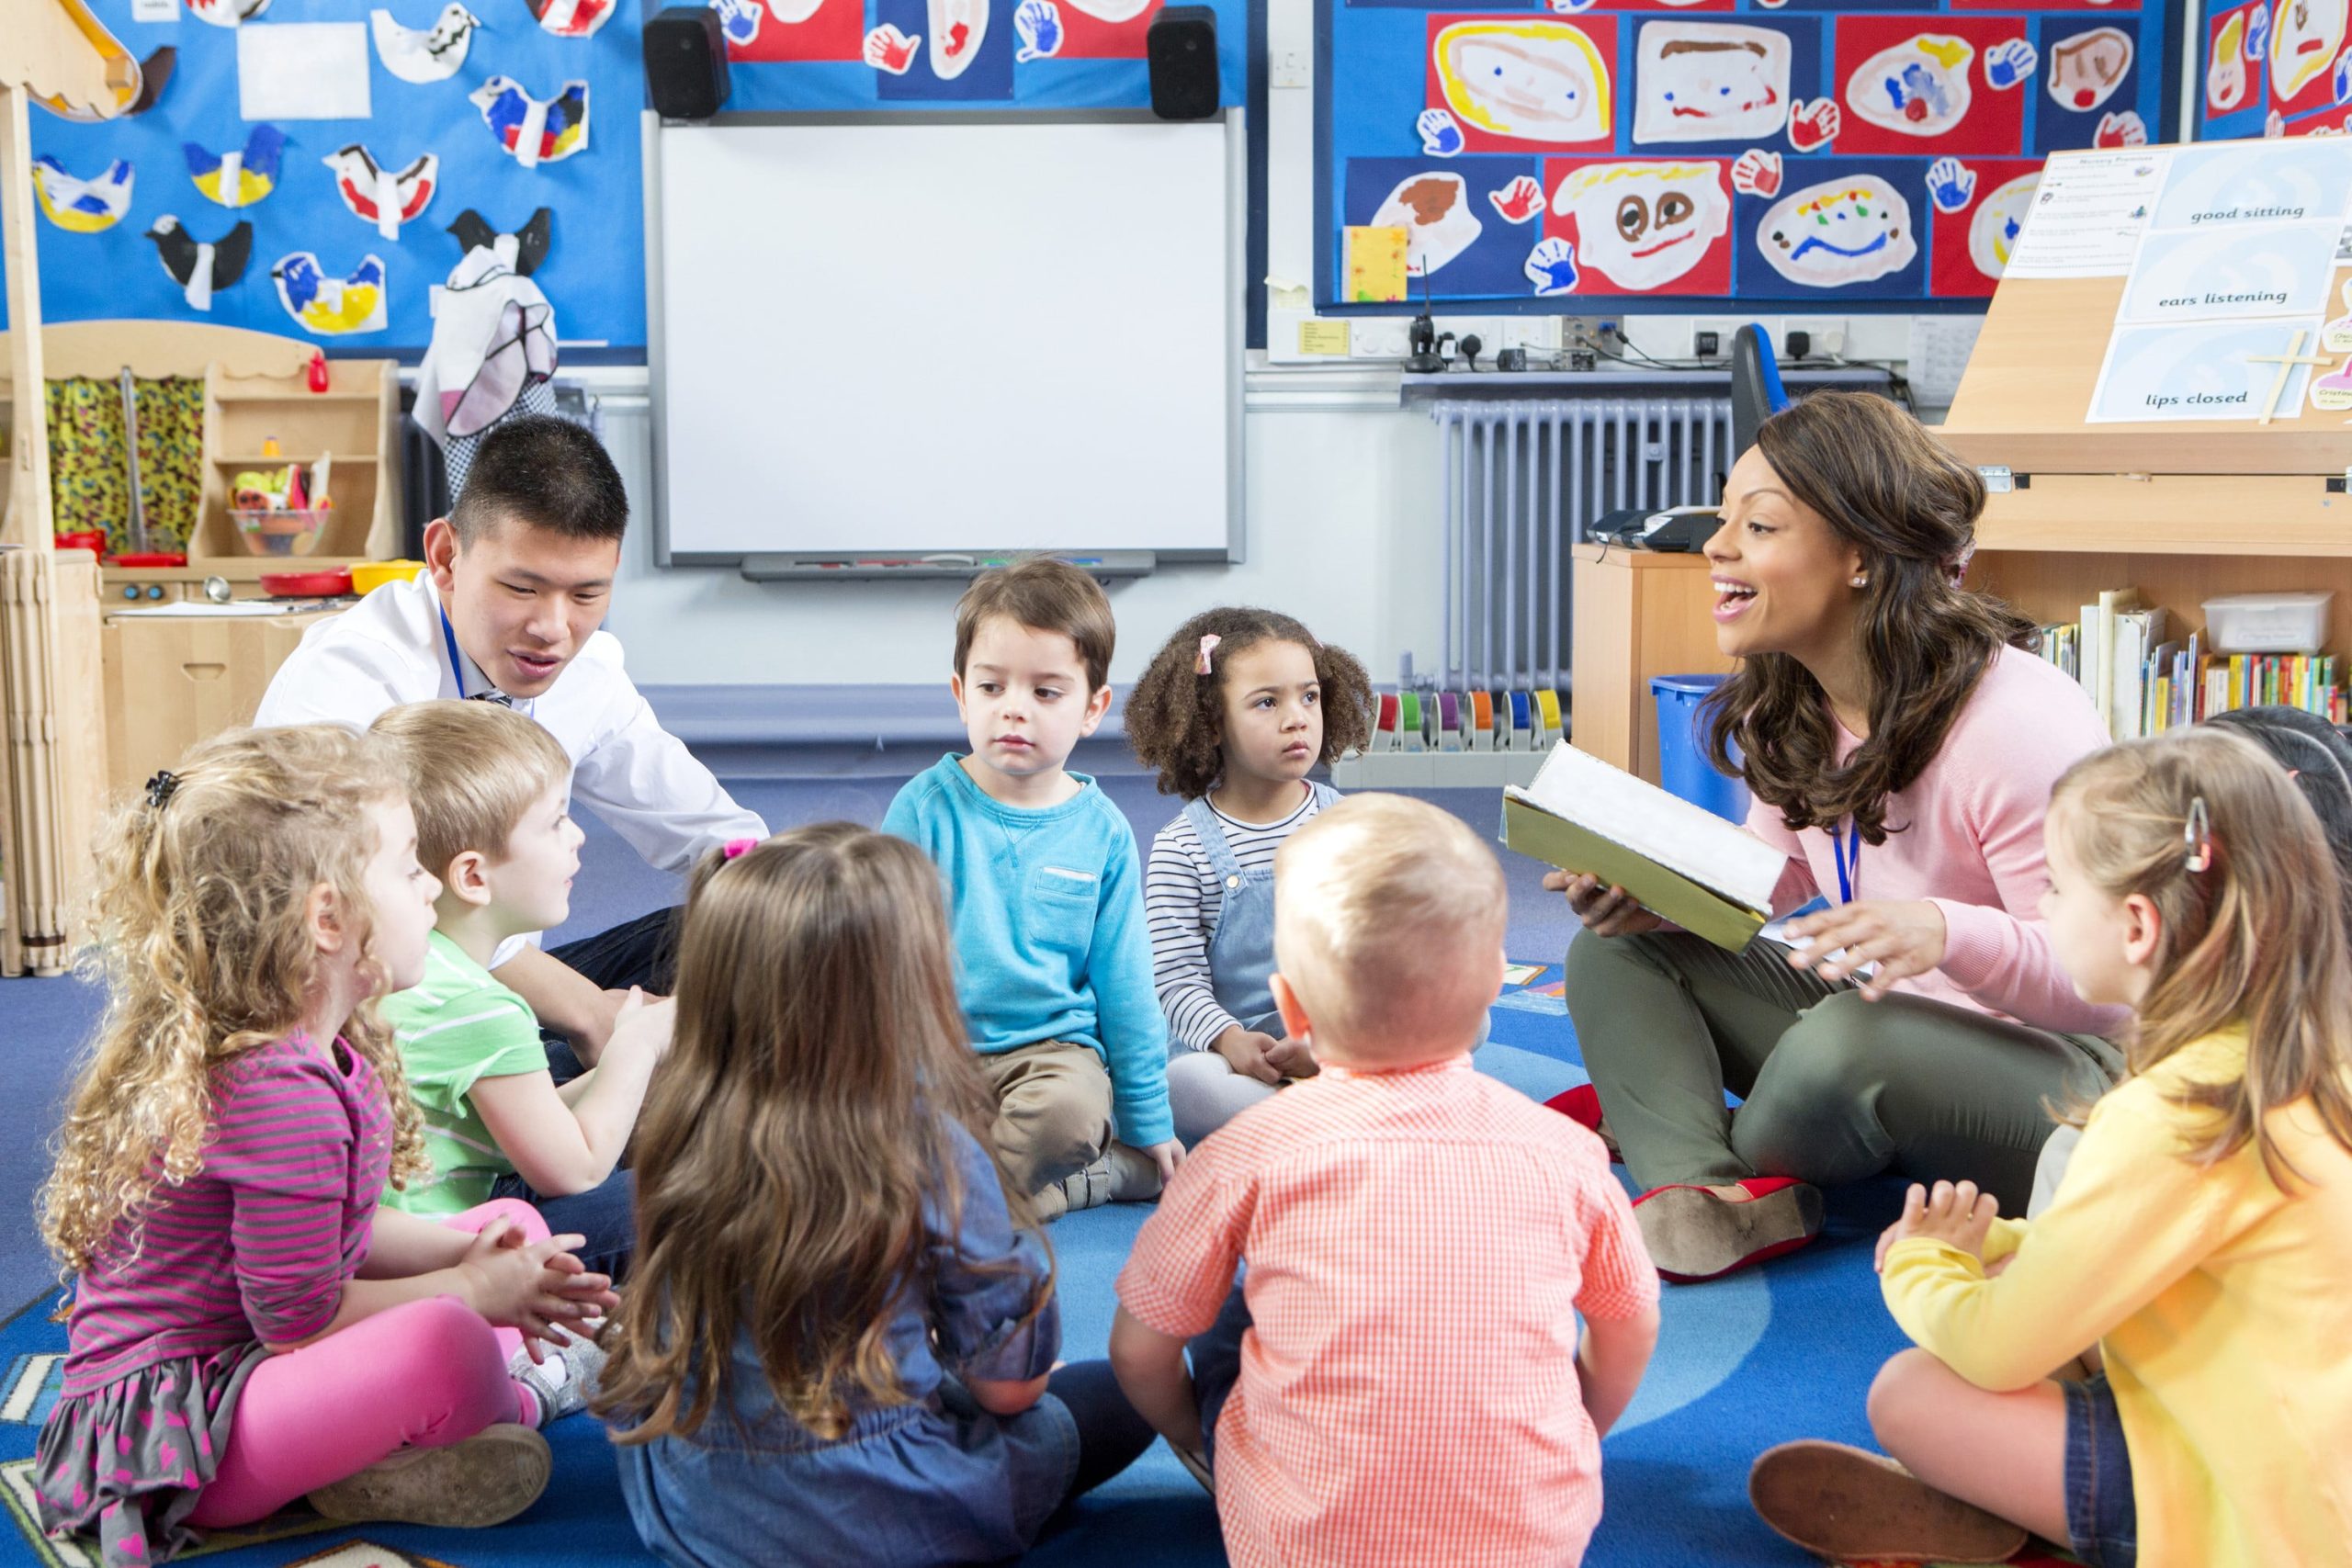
[1748, 1439, 2028, 1564]
[1054, 1143, 1165, 1216]
[510, 1325, 608, 1426]
[306, 1423, 551, 1528]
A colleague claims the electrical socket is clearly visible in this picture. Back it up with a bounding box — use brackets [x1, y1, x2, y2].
[1500, 317, 1565, 353]
[1782, 315, 1849, 359]
[1688, 316, 1770, 361]
[1349, 318, 1411, 359]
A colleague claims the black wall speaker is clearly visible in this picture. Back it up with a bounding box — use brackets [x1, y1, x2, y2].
[1147, 6, 1219, 122]
[643, 7, 730, 121]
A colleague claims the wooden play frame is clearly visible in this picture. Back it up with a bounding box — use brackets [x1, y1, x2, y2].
[1938, 140, 2352, 687]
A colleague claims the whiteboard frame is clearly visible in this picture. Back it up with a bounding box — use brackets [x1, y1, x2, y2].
[641, 107, 1249, 570]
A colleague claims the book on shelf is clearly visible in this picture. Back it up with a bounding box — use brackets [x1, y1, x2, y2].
[1500, 742, 1784, 953]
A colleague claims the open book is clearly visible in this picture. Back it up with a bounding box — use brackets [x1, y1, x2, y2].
[1500, 742, 1787, 953]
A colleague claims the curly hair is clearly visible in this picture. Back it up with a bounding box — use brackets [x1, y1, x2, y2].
[1125, 608, 1374, 799]
[40, 725, 432, 1280]
[1702, 390, 2037, 845]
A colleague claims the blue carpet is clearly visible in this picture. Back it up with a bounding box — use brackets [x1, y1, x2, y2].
[0, 776, 1909, 1567]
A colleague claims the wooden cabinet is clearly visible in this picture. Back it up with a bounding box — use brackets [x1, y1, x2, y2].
[1569, 546, 1734, 784]
[100, 606, 339, 795]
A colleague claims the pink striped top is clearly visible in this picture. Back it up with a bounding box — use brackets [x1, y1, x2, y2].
[61, 1034, 392, 1396]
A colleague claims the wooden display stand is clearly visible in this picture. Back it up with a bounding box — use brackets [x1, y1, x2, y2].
[1939, 141, 2352, 670]
[0, 321, 402, 592]
[101, 607, 336, 795]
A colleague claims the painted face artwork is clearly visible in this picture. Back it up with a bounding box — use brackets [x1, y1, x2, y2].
[927, 0, 989, 78]
[1758, 175, 1917, 287]
[32, 156, 133, 233]
[2047, 28, 2131, 114]
[1845, 34, 1974, 138]
[2274, 0, 2348, 100]
[1372, 172, 1485, 276]
[1633, 23, 1790, 144]
[1433, 19, 1611, 144]
[1551, 161, 1728, 289]
[2210, 14, 2249, 114]
[369, 4, 478, 84]
[1967, 171, 2038, 279]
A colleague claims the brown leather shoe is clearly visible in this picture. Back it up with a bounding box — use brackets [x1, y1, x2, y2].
[1749, 1439, 2029, 1564]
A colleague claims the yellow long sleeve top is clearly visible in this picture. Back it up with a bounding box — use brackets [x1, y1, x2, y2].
[1881, 1023, 2352, 1568]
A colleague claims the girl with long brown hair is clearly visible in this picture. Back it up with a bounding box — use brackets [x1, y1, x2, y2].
[596, 823, 1154, 1568]
[33, 727, 614, 1567]
[1754, 727, 2352, 1568]
[1551, 391, 2122, 1281]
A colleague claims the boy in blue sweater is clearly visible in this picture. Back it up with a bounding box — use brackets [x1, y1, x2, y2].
[884, 559, 1182, 1220]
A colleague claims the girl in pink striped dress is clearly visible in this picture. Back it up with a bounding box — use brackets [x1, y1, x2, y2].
[32, 726, 617, 1568]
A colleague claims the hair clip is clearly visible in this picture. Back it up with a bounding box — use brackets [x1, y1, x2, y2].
[1195, 633, 1221, 676]
[2184, 795, 2213, 874]
[721, 837, 759, 861]
[143, 770, 180, 811]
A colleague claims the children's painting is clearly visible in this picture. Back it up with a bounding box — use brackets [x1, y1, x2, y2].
[2269, 0, 2346, 118]
[1330, 0, 2168, 305]
[1425, 16, 1615, 152]
[1541, 159, 1732, 294]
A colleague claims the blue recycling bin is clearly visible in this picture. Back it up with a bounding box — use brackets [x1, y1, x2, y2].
[1651, 673, 1750, 824]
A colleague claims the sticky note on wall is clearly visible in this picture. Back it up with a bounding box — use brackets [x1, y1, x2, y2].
[1344, 225, 1408, 303]
[1298, 320, 1351, 355]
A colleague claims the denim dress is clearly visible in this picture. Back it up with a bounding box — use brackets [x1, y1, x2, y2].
[1180, 783, 1343, 1035]
[612, 1123, 1076, 1568]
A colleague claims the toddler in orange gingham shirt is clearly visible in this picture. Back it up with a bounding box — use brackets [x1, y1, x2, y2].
[1112, 795, 1661, 1568]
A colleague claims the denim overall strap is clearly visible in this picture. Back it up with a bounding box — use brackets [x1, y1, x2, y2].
[1182, 783, 1342, 1037]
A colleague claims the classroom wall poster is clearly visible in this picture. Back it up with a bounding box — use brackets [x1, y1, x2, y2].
[1319, 0, 2177, 309]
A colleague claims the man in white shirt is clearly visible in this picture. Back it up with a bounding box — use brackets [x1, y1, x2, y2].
[256, 413, 765, 1062]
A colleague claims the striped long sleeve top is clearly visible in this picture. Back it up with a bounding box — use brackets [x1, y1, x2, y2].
[1145, 790, 1327, 1053]
[60, 1034, 393, 1396]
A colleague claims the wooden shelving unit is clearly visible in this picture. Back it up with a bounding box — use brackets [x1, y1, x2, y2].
[196, 356, 401, 581]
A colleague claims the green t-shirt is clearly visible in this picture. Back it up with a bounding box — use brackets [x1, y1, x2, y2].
[380, 930, 548, 1215]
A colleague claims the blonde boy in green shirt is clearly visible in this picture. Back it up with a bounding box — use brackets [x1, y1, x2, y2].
[374, 700, 673, 1286]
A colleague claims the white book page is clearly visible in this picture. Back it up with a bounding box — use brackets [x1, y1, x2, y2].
[1507, 742, 1785, 912]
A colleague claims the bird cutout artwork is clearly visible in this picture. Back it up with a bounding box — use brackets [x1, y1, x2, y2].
[1430, 18, 1611, 146]
[447, 208, 552, 276]
[31, 157, 133, 233]
[1845, 34, 1975, 138]
[1548, 160, 1730, 290]
[273, 251, 390, 335]
[1370, 172, 1483, 277]
[185, 0, 270, 28]
[185, 124, 288, 209]
[323, 146, 438, 242]
[128, 45, 175, 113]
[2046, 28, 2132, 114]
[1757, 175, 1917, 288]
[470, 77, 590, 169]
[526, 0, 614, 38]
[1632, 23, 1792, 146]
[926, 0, 989, 79]
[370, 5, 480, 84]
[146, 215, 253, 311]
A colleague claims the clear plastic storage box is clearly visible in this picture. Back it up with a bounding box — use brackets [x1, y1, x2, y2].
[2200, 591, 2334, 655]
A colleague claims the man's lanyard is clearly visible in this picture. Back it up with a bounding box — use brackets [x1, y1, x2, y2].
[1834, 820, 1862, 906]
[439, 606, 526, 712]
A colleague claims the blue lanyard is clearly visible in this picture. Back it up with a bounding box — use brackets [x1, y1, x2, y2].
[438, 606, 473, 699]
[1833, 820, 1862, 905]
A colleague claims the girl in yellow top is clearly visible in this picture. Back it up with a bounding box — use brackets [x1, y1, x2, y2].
[1751, 726, 2352, 1568]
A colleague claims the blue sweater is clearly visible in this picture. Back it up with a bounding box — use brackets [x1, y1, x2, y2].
[884, 755, 1173, 1146]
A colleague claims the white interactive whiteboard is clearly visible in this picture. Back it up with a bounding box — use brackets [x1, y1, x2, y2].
[648, 112, 1242, 565]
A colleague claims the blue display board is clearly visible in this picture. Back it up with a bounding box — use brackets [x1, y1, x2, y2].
[1317, 0, 2179, 311]
[2195, 0, 2352, 141]
[4, 0, 1247, 355]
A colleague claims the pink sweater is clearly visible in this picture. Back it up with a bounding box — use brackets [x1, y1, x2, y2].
[1746, 644, 2127, 1036]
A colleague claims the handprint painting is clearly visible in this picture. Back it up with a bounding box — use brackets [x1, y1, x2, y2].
[1845, 34, 1974, 138]
[2046, 27, 2131, 115]
[1429, 17, 1612, 149]
[1756, 175, 1916, 288]
[1371, 171, 1485, 276]
[1631, 23, 1790, 146]
[1544, 160, 1729, 292]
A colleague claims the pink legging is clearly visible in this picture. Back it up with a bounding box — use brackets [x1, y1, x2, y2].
[186, 1199, 546, 1529]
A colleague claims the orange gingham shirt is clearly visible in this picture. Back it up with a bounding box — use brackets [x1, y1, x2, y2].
[1117, 1054, 1659, 1568]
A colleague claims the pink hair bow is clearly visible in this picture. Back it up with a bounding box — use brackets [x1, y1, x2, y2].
[1195, 634, 1221, 675]
[722, 837, 759, 861]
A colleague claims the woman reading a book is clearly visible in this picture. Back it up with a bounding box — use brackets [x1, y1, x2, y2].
[1549, 391, 2125, 1284]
